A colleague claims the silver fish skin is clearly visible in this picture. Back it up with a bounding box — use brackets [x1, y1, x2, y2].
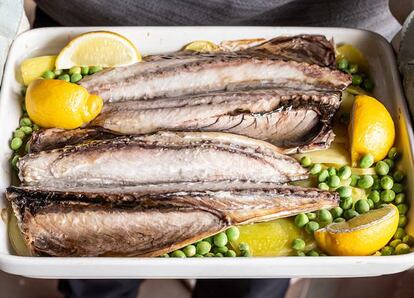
[19, 131, 308, 189]
[7, 185, 339, 257]
[79, 48, 351, 102]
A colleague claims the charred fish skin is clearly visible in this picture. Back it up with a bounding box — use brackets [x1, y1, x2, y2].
[29, 90, 340, 153]
[19, 131, 309, 189]
[7, 185, 339, 257]
[79, 51, 351, 102]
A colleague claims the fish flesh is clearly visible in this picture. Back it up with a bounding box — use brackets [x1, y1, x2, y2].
[28, 89, 340, 153]
[79, 37, 351, 102]
[19, 131, 308, 189]
[7, 185, 339, 257]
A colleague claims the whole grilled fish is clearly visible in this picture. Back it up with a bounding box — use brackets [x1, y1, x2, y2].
[19, 131, 308, 189]
[28, 89, 340, 153]
[7, 185, 339, 257]
[79, 36, 351, 102]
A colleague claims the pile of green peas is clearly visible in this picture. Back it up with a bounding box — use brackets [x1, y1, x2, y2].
[296, 147, 412, 255]
[42, 65, 103, 83]
[336, 58, 374, 92]
[163, 226, 251, 258]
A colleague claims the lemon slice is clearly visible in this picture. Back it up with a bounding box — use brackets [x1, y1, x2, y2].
[183, 40, 220, 52]
[55, 31, 141, 69]
[315, 204, 399, 256]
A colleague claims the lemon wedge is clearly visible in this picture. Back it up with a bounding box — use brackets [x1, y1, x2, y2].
[183, 40, 220, 52]
[55, 31, 141, 69]
[26, 79, 103, 129]
[349, 95, 395, 165]
[20, 55, 57, 85]
[230, 219, 314, 256]
[315, 204, 399, 256]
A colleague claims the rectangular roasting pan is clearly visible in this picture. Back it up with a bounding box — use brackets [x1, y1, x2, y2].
[0, 27, 413, 278]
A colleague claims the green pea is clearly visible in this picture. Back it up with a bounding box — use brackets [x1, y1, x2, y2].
[336, 186, 352, 198]
[338, 166, 352, 180]
[204, 253, 214, 257]
[213, 232, 228, 247]
[352, 74, 363, 86]
[398, 215, 407, 227]
[225, 250, 237, 257]
[239, 243, 250, 252]
[397, 204, 408, 215]
[54, 69, 63, 76]
[14, 129, 25, 139]
[372, 176, 382, 190]
[81, 66, 90, 75]
[42, 70, 55, 79]
[215, 253, 223, 258]
[11, 154, 20, 168]
[390, 239, 402, 248]
[380, 175, 394, 190]
[242, 250, 252, 257]
[58, 74, 70, 82]
[69, 66, 81, 75]
[330, 207, 343, 219]
[340, 197, 353, 210]
[306, 212, 316, 220]
[161, 253, 170, 257]
[305, 221, 319, 234]
[375, 161, 389, 176]
[196, 241, 211, 255]
[318, 182, 330, 191]
[334, 217, 345, 223]
[367, 199, 374, 209]
[357, 175, 374, 189]
[318, 209, 333, 223]
[388, 147, 399, 160]
[337, 58, 349, 71]
[32, 124, 40, 131]
[368, 190, 380, 204]
[395, 243, 410, 255]
[384, 158, 395, 169]
[402, 235, 414, 245]
[328, 175, 340, 188]
[20, 126, 32, 134]
[226, 227, 240, 241]
[343, 209, 359, 220]
[393, 227, 406, 240]
[380, 189, 395, 203]
[362, 78, 374, 91]
[318, 169, 329, 182]
[292, 238, 306, 251]
[310, 163, 322, 175]
[203, 237, 213, 245]
[183, 245, 196, 257]
[354, 199, 370, 214]
[394, 193, 406, 204]
[214, 246, 228, 254]
[300, 156, 312, 167]
[350, 174, 360, 187]
[194, 254, 204, 257]
[327, 167, 337, 176]
[70, 73, 83, 83]
[307, 250, 319, 256]
[359, 154, 374, 168]
[294, 213, 309, 228]
[295, 251, 306, 256]
[20, 117, 32, 127]
[171, 250, 186, 258]
[10, 137, 22, 150]
[349, 64, 358, 74]
[393, 170, 404, 182]
[392, 183, 403, 194]
[381, 246, 394, 256]
[89, 65, 103, 74]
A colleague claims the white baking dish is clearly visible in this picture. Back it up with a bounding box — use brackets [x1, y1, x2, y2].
[0, 27, 413, 279]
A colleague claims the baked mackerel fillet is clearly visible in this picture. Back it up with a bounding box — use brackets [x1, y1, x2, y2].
[28, 89, 340, 153]
[19, 131, 308, 189]
[7, 185, 339, 257]
[79, 36, 351, 102]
